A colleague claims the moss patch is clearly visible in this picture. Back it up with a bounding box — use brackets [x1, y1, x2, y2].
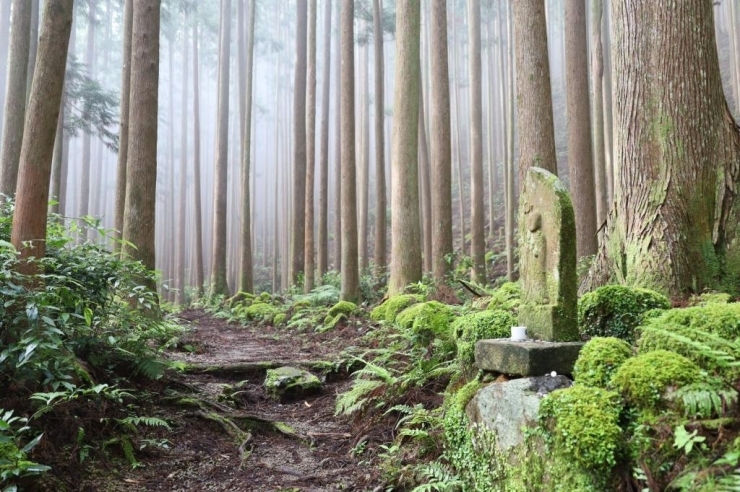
[452, 309, 516, 365]
[573, 337, 633, 389]
[395, 301, 455, 345]
[486, 282, 521, 314]
[371, 294, 425, 323]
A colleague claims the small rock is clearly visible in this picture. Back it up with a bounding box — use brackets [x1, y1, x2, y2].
[264, 366, 322, 402]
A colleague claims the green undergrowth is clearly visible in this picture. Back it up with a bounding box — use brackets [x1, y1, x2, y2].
[0, 200, 184, 488]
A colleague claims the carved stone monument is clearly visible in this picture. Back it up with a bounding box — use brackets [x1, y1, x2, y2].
[474, 167, 583, 376]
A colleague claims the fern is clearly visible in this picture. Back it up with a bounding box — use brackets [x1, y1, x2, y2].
[412, 462, 463, 492]
[335, 379, 385, 415]
[112, 416, 171, 431]
[675, 382, 738, 419]
[133, 356, 167, 380]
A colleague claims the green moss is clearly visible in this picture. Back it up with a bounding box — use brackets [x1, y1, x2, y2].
[642, 303, 740, 339]
[689, 292, 732, 306]
[291, 300, 311, 311]
[273, 313, 287, 326]
[264, 366, 321, 401]
[321, 313, 347, 331]
[612, 350, 700, 410]
[573, 337, 633, 389]
[539, 385, 623, 472]
[452, 309, 516, 365]
[259, 292, 272, 302]
[372, 294, 425, 323]
[486, 282, 521, 313]
[243, 302, 280, 324]
[395, 301, 455, 345]
[326, 300, 357, 318]
[578, 285, 670, 342]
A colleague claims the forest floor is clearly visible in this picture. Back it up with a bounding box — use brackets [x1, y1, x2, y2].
[60, 310, 388, 492]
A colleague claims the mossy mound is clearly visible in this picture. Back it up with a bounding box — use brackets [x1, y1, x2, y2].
[578, 285, 670, 342]
[243, 301, 281, 324]
[689, 292, 733, 306]
[370, 294, 425, 323]
[452, 309, 515, 365]
[291, 300, 312, 312]
[326, 300, 357, 319]
[395, 301, 455, 346]
[539, 385, 623, 472]
[612, 350, 700, 410]
[273, 313, 287, 327]
[573, 337, 633, 389]
[640, 303, 740, 340]
[264, 366, 322, 401]
[486, 282, 521, 313]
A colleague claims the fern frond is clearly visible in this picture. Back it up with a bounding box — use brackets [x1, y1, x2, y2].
[335, 379, 385, 415]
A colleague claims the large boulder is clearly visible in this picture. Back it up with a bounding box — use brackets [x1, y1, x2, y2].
[466, 375, 572, 451]
[264, 366, 321, 401]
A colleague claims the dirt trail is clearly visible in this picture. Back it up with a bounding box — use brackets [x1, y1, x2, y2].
[91, 310, 381, 492]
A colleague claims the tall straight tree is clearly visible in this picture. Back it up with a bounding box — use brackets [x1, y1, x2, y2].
[430, 0, 452, 283]
[0, 0, 32, 197]
[239, 0, 256, 293]
[176, 12, 189, 305]
[388, 0, 422, 296]
[317, 0, 332, 280]
[468, 0, 485, 284]
[26, 0, 39, 98]
[591, 0, 608, 228]
[122, 0, 160, 290]
[332, 0, 342, 271]
[0, 0, 10, 141]
[565, 0, 597, 258]
[304, 0, 317, 292]
[114, 0, 133, 250]
[340, 0, 359, 302]
[78, 2, 95, 220]
[587, 0, 740, 296]
[211, 0, 231, 295]
[292, 0, 308, 285]
[191, 6, 204, 295]
[373, 0, 386, 273]
[10, 0, 73, 275]
[513, 0, 557, 186]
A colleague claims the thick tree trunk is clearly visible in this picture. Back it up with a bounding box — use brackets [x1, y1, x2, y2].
[388, 0, 422, 296]
[591, 0, 607, 231]
[586, 0, 740, 296]
[468, 0, 485, 284]
[304, 0, 317, 292]
[373, 0, 386, 274]
[176, 12, 189, 305]
[240, 0, 256, 294]
[0, 0, 31, 197]
[430, 0, 453, 283]
[292, 0, 308, 285]
[192, 8, 204, 296]
[332, 0, 342, 272]
[0, 0, 11, 141]
[317, 0, 332, 280]
[114, 0, 133, 250]
[565, 0, 597, 258]
[211, 0, 231, 296]
[340, 0, 359, 302]
[418, 83, 432, 274]
[513, 0, 557, 187]
[11, 0, 73, 275]
[121, 0, 160, 291]
[26, 0, 39, 100]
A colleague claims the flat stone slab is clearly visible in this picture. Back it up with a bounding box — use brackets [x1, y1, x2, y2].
[475, 339, 585, 376]
[466, 375, 572, 451]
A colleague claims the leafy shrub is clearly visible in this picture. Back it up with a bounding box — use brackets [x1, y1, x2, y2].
[395, 301, 455, 346]
[451, 309, 515, 365]
[612, 350, 700, 410]
[371, 294, 425, 323]
[578, 285, 670, 342]
[573, 337, 633, 389]
[539, 385, 623, 472]
[486, 282, 521, 313]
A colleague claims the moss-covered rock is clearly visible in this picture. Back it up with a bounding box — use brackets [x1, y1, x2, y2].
[640, 303, 740, 340]
[486, 282, 521, 313]
[689, 292, 733, 306]
[264, 366, 321, 401]
[395, 301, 455, 345]
[291, 300, 312, 311]
[326, 300, 357, 318]
[573, 337, 633, 389]
[370, 294, 425, 323]
[321, 313, 347, 332]
[578, 285, 670, 342]
[273, 313, 287, 327]
[612, 350, 700, 410]
[539, 385, 623, 472]
[243, 302, 280, 324]
[452, 309, 516, 365]
[259, 292, 272, 302]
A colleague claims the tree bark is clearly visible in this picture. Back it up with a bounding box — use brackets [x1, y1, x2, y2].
[591, 0, 607, 231]
[191, 6, 204, 296]
[388, 0, 422, 296]
[0, 0, 11, 141]
[513, 0, 557, 187]
[565, 0, 597, 258]
[418, 82, 432, 274]
[10, 0, 73, 276]
[121, 0, 160, 291]
[114, 0, 133, 250]
[505, 0, 515, 281]
[317, 0, 332, 280]
[304, 0, 317, 292]
[586, 0, 740, 296]
[468, 0, 485, 283]
[291, 0, 308, 286]
[340, 0, 359, 302]
[78, 1, 96, 221]
[0, 0, 32, 197]
[50, 94, 64, 214]
[239, 0, 256, 294]
[430, 0, 453, 283]
[358, 45, 369, 272]
[210, 0, 232, 296]
[26, 0, 39, 100]
[373, 0, 386, 274]
[176, 12, 189, 305]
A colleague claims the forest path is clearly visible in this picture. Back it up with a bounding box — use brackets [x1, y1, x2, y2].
[103, 309, 380, 492]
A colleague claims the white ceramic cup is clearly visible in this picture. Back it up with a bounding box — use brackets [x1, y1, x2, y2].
[511, 326, 527, 341]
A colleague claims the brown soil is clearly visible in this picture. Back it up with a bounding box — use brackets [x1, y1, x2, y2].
[39, 310, 387, 492]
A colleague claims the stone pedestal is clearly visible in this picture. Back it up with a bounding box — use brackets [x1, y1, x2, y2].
[475, 339, 584, 377]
